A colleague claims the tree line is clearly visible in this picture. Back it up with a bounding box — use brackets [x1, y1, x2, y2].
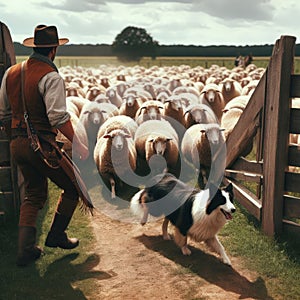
[12, 25, 300, 59]
[13, 41, 280, 57]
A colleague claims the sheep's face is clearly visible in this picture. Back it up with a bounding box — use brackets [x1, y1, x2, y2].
[201, 126, 224, 145]
[66, 88, 79, 97]
[204, 89, 218, 103]
[124, 95, 136, 107]
[141, 106, 163, 121]
[223, 80, 233, 92]
[148, 137, 172, 155]
[165, 99, 182, 111]
[104, 130, 131, 151]
[107, 89, 116, 98]
[190, 108, 206, 124]
[83, 109, 105, 125]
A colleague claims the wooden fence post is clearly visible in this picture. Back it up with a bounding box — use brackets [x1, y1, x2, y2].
[262, 35, 296, 236]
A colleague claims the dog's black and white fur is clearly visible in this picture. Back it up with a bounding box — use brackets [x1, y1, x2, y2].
[130, 173, 235, 265]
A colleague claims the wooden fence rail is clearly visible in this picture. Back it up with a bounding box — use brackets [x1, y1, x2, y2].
[224, 35, 300, 237]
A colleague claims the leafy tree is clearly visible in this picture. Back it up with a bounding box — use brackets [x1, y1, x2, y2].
[112, 26, 159, 62]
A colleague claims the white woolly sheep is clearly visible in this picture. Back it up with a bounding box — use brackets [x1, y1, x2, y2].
[181, 123, 225, 188]
[220, 95, 252, 157]
[143, 83, 157, 100]
[106, 87, 123, 108]
[134, 119, 179, 176]
[79, 101, 119, 153]
[66, 96, 89, 115]
[135, 100, 164, 125]
[184, 103, 219, 129]
[241, 80, 259, 95]
[199, 83, 225, 121]
[97, 115, 138, 140]
[162, 95, 185, 140]
[86, 86, 106, 101]
[219, 78, 242, 104]
[94, 128, 137, 199]
[119, 94, 143, 119]
[221, 95, 250, 140]
[124, 87, 152, 102]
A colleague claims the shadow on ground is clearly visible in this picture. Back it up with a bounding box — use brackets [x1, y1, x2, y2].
[137, 234, 274, 300]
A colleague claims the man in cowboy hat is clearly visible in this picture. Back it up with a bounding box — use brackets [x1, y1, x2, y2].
[0, 24, 89, 266]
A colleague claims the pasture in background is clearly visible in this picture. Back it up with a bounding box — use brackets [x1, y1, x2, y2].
[16, 56, 274, 70]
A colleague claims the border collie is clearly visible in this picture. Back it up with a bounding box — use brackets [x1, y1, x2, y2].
[130, 173, 235, 266]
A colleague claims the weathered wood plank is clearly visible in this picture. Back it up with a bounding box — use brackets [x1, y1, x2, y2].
[288, 145, 300, 166]
[285, 172, 300, 193]
[0, 191, 14, 214]
[225, 74, 265, 168]
[283, 219, 300, 235]
[227, 157, 263, 175]
[0, 166, 12, 192]
[225, 170, 262, 183]
[262, 35, 296, 236]
[290, 108, 300, 134]
[284, 195, 300, 218]
[0, 141, 10, 165]
[223, 177, 262, 220]
[290, 74, 300, 98]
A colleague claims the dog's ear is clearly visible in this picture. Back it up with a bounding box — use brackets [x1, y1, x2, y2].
[224, 182, 233, 194]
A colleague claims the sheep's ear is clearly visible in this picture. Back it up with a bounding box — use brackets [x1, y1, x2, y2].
[148, 139, 154, 143]
[158, 106, 164, 109]
[166, 138, 173, 142]
[83, 110, 90, 114]
[220, 128, 225, 131]
[125, 134, 132, 138]
[140, 107, 147, 110]
[103, 134, 111, 138]
[222, 108, 229, 113]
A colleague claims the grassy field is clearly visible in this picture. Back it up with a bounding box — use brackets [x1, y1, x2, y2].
[15, 55, 300, 73]
[16, 55, 272, 69]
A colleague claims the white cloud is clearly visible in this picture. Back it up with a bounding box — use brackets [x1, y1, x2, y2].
[1, 0, 299, 46]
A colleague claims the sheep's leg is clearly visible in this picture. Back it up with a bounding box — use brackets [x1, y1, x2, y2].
[110, 177, 116, 199]
[174, 227, 191, 255]
[205, 236, 232, 266]
[140, 203, 149, 225]
[162, 218, 171, 240]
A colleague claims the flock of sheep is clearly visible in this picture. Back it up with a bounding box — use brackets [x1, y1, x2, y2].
[58, 62, 265, 199]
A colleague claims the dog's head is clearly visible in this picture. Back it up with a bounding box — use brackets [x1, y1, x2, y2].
[206, 183, 235, 220]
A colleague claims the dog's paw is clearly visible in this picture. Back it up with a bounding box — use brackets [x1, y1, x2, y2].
[181, 246, 191, 256]
[163, 234, 172, 240]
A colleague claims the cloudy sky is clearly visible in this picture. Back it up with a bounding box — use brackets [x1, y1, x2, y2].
[1, 0, 299, 46]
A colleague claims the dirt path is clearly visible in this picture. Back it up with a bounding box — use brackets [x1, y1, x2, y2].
[84, 208, 273, 300]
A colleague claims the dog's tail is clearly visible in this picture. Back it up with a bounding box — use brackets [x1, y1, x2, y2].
[130, 189, 146, 219]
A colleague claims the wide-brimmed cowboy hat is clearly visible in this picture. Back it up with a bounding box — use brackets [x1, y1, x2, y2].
[22, 24, 69, 48]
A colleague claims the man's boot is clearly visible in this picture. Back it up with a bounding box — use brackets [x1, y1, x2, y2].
[45, 213, 79, 249]
[16, 226, 43, 267]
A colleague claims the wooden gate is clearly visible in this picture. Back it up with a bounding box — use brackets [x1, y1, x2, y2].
[0, 21, 22, 220]
[224, 35, 300, 236]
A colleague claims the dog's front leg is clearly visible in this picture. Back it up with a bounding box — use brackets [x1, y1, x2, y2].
[162, 218, 171, 240]
[140, 203, 149, 225]
[174, 227, 191, 255]
[205, 236, 231, 266]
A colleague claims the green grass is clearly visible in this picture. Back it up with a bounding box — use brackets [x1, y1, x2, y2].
[220, 203, 300, 300]
[0, 181, 97, 300]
